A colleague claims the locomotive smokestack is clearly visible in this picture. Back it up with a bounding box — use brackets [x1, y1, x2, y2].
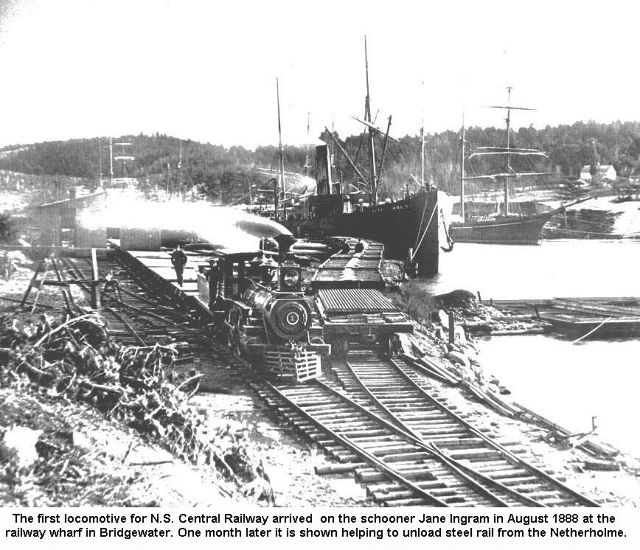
[274, 234, 296, 262]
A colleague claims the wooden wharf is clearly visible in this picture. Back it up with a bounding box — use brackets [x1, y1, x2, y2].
[485, 297, 640, 338]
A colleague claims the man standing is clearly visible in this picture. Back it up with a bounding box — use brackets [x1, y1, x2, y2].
[170, 245, 188, 287]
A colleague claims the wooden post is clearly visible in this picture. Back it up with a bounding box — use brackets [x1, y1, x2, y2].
[51, 257, 74, 313]
[28, 257, 53, 313]
[21, 260, 44, 307]
[91, 248, 101, 310]
[448, 312, 455, 345]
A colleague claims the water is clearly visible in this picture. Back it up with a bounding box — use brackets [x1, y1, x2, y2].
[422, 240, 640, 457]
[424, 239, 640, 300]
[478, 335, 640, 457]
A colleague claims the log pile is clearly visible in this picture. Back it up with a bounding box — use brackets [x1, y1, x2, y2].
[0, 310, 274, 503]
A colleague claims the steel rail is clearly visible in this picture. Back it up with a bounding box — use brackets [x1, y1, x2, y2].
[342, 360, 537, 507]
[309, 378, 521, 506]
[388, 356, 599, 507]
[266, 380, 451, 506]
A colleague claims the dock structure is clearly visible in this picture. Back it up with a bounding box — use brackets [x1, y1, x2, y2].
[111, 244, 222, 323]
[487, 297, 640, 339]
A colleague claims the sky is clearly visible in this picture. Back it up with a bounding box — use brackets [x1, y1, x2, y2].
[0, 0, 639, 148]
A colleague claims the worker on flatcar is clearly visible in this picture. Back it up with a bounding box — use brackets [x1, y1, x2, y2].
[170, 245, 188, 287]
[354, 239, 365, 253]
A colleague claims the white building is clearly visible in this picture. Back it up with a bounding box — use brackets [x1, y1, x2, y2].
[579, 164, 617, 185]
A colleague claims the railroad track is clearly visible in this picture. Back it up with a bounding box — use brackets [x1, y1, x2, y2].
[254, 351, 598, 507]
[57, 249, 598, 507]
[61, 254, 200, 344]
[58, 252, 248, 389]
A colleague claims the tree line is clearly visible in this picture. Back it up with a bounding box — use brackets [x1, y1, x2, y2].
[1, 121, 639, 203]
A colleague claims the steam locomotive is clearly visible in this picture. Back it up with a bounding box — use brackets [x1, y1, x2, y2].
[195, 234, 330, 381]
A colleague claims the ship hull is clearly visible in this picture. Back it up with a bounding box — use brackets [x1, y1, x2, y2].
[293, 191, 440, 276]
[449, 210, 556, 244]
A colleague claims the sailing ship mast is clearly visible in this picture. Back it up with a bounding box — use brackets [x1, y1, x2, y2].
[324, 37, 395, 203]
[364, 36, 377, 205]
[303, 112, 311, 176]
[177, 140, 183, 199]
[420, 79, 426, 188]
[504, 87, 513, 214]
[488, 86, 535, 216]
[460, 112, 466, 222]
[276, 78, 286, 221]
[109, 137, 114, 187]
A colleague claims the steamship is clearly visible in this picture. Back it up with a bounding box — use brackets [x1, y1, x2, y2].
[288, 144, 440, 277]
[275, 38, 441, 277]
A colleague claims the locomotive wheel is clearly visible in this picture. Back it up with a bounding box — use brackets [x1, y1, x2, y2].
[226, 306, 243, 357]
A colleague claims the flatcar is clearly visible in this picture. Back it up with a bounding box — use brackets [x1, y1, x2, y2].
[194, 234, 330, 382]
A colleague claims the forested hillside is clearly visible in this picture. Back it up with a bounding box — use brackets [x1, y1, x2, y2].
[1, 121, 639, 203]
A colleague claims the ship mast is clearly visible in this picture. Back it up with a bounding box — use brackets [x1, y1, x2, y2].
[177, 140, 183, 200]
[364, 36, 377, 205]
[504, 86, 512, 215]
[460, 112, 466, 222]
[109, 137, 114, 188]
[335, 38, 396, 201]
[98, 138, 103, 188]
[487, 87, 535, 216]
[276, 78, 286, 221]
[303, 112, 311, 176]
[420, 80, 426, 188]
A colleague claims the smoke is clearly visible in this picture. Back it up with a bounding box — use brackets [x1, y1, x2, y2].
[76, 189, 291, 251]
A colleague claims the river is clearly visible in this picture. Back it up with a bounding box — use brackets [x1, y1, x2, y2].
[421, 239, 640, 457]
